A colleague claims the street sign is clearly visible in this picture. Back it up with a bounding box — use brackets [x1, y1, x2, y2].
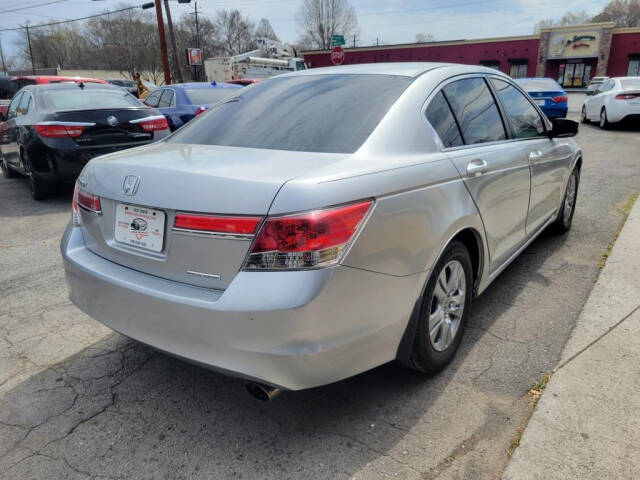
[187, 48, 202, 66]
[331, 46, 345, 65]
[331, 34, 345, 47]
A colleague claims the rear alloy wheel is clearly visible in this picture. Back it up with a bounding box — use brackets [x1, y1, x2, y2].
[23, 152, 53, 200]
[409, 241, 473, 374]
[580, 105, 589, 124]
[599, 108, 611, 130]
[551, 167, 579, 234]
[1, 155, 17, 178]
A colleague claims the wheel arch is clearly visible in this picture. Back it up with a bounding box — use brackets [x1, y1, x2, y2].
[395, 226, 485, 366]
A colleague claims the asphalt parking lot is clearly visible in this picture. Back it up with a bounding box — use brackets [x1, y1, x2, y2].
[1, 98, 639, 480]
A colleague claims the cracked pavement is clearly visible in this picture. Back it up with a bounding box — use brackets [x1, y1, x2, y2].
[2, 103, 640, 479]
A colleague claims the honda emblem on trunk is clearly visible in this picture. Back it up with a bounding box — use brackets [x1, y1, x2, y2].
[122, 175, 140, 196]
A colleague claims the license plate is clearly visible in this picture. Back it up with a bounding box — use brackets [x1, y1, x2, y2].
[535, 99, 546, 106]
[114, 203, 165, 252]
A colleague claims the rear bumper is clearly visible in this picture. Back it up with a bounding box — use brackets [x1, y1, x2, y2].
[606, 102, 640, 123]
[541, 106, 568, 119]
[61, 223, 426, 390]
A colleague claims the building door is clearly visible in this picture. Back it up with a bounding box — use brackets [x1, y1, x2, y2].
[558, 61, 590, 87]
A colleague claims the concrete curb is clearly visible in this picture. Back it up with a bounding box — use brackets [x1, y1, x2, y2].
[502, 195, 640, 480]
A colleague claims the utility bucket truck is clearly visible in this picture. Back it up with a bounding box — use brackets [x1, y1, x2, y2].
[205, 39, 306, 83]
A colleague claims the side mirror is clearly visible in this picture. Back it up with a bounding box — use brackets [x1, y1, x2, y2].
[586, 89, 595, 96]
[548, 118, 578, 138]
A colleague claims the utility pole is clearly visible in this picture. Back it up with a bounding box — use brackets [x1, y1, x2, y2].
[189, 1, 201, 81]
[353, 34, 356, 48]
[0, 38, 7, 76]
[194, 1, 201, 81]
[153, 0, 171, 85]
[163, 0, 183, 83]
[25, 23, 36, 74]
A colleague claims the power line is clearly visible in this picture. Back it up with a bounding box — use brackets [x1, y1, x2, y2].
[0, 0, 72, 15]
[0, 4, 148, 32]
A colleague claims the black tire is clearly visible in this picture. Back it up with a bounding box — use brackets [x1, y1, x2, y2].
[599, 108, 611, 130]
[551, 167, 580, 234]
[23, 151, 54, 200]
[1, 155, 18, 178]
[408, 241, 473, 374]
[580, 105, 589, 124]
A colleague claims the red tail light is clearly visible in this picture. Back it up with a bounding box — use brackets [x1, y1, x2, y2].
[72, 181, 80, 225]
[77, 188, 101, 213]
[174, 213, 261, 235]
[139, 116, 169, 132]
[35, 123, 84, 138]
[552, 95, 568, 103]
[615, 93, 640, 100]
[195, 107, 207, 116]
[244, 200, 373, 270]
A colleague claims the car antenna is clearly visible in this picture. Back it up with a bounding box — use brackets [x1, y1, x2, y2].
[77, 81, 85, 89]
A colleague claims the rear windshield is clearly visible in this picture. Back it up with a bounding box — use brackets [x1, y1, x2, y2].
[517, 79, 561, 91]
[41, 88, 142, 111]
[620, 78, 640, 90]
[168, 74, 412, 153]
[185, 88, 239, 105]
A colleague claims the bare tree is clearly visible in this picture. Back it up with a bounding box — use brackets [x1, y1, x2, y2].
[214, 9, 256, 56]
[533, 11, 591, 33]
[255, 18, 279, 41]
[415, 33, 434, 43]
[296, 0, 359, 50]
[592, 0, 640, 27]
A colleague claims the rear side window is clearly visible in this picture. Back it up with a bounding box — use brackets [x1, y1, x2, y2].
[168, 74, 412, 154]
[443, 78, 506, 145]
[145, 90, 161, 107]
[7, 92, 23, 119]
[425, 91, 463, 147]
[158, 89, 174, 107]
[491, 79, 544, 139]
[41, 88, 141, 111]
[18, 93, 33, 115]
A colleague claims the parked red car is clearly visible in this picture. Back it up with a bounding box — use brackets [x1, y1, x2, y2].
[7, 76, 108, 98]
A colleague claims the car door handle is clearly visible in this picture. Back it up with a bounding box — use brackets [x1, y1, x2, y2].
[529, 150, 543, 161]
[466, 159, 488, 176]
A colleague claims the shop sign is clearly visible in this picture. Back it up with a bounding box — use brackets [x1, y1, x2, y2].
[547, 30, 601, 59]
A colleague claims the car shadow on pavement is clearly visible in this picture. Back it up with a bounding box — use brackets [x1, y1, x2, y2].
[0, 228, 573, 479]
[0, 177, 73, 218]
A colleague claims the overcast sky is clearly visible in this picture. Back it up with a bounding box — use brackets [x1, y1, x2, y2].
[0, 0, 610, 60]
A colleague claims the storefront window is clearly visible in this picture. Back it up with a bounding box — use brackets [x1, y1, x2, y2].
[628, 56, 640, 76]
[509, 62, 528, 78]
[480, 60, 500, 70]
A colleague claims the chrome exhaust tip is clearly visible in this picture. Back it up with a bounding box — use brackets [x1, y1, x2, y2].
[245, 382, 281, 402]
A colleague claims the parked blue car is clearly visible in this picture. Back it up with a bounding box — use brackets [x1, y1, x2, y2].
[515, 78, 568, 119]
[143, 82, 243, 131]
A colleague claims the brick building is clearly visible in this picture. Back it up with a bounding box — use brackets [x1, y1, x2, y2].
[302, 23, 640, 88]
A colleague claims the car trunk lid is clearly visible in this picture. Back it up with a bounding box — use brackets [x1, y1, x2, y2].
[51, 108, 159, 146]
[77, 142, 348, 289]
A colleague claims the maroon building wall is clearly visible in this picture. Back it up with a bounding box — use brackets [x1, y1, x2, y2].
[607, 32, 640, 76]
[304, 38, 540, 77]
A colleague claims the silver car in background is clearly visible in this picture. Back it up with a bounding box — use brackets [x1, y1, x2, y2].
[61, 63, 581, 400]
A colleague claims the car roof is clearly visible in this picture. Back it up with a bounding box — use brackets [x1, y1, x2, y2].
[12, 75, 107, 84]
[21, 82, 122, 92]
[171, 82, 242, 89]
[280, 62, 486, 78]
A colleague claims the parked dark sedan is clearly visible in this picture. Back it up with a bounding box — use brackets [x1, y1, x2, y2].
[144, 81, 242, 131]
[0, 82, 170, 199]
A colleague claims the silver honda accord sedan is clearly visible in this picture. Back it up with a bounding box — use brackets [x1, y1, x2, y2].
[61, 63, 581, 398]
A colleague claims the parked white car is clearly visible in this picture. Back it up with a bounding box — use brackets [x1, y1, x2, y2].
[581, 76, 640, 129]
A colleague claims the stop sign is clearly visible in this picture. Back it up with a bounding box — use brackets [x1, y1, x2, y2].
[331, 46, 345, 65]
